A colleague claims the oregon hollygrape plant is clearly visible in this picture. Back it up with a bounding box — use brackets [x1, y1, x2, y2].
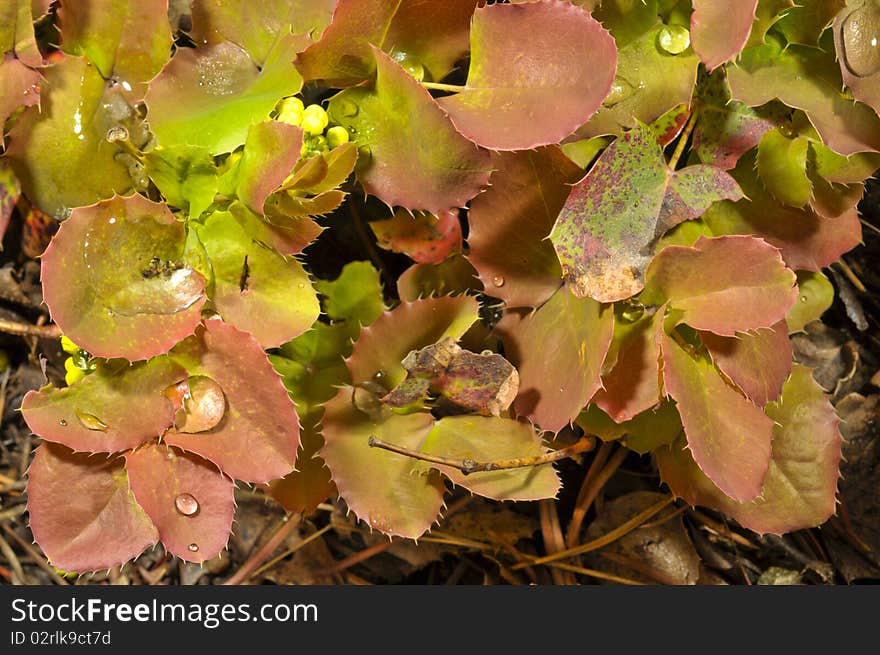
[1, 0, 878, 573]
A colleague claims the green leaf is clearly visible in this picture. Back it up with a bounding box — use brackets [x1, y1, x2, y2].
[551, 122, 742, 303]
[756, 127, 813, 207]
[776, 0, 845, 46]
[436, 1, 617, 150]
[313, 260, 386, 337]
[0, 55, 41, 143]
[369, 209, 462, 265]
[40, 194, 207, 360]
[467, 147, 581, 309]
[126, 443, 234, 563]
[592, 0, 660, 47]
[57, 0, 172, 99]
[144, 145, 219, 219]
[21, 356, 186, 453]
[0, 160, 20, 244]
[496, 286, 614, 433]
[578, 401, 683, 455]
[642, 236, 798, 337]
[196, 204, 319, 349]
[747, 0, 795, 47]
[236, 121, 303, 214]
[27, 443, 158, 572]
[5, 55, 134, 219]
[659, 328, 774, 503]
[690, 0, 758, 71]
[0, 0, 42, 67]
[265, 415, 335, 515]
[786, 270, 834, 334]
[415, 416, 560, 501]
[285, 142, 358, 196]
[327, 46, 491, 213]
[658, 364, 843, 534]
[811, 140, 880, 184]
[145, 34, 303, 154]
[728, 40, 880, 156]
[321, 387, 444, 538]
[397, 255, 481, 302]
[833, 3, 880, 118]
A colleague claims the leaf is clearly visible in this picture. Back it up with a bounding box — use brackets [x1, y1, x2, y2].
[659, 328, 774, 503]
[5, 55, 134, 219]
[576, 24, 699, 139]
[690, 0, 758, 71]
[397, 254, 481, 302]
[0, 55, 41, 144]
[0, 160, 20, 244]
[269, 189, 347, 220]
[144, 145, 219, 219]
[496, 286, 614, 433]
[313, 260, 386, 338]
[346, 295, 480, 389]
[811, 141, 880, 184]
[593, 310, 663, 423]
[833, 2, 880, 118]
[294, 0, 480, 87]
[787, 271, 834, 334]
[57, 0, 172, 99]
[26, 443, 158, 572]
[40, 194, 207, 360]
[728, 40, 880, 156]
[190, 0, 336, 64]
[436, 1, 617, 150]
[165, 319, 300, 484]
[327, 46, 491, 213]
[369, 209, 462, 264]
[776, 0, 845, 46]
[321, 387, 445, 538]
[21, 356, 186, 453]
[756, 128, 812, 207]
[265, 416, 335, 515]
[145, 35, 302, 154]
[748, 0, 796, 47]
[551, 123, 743, 303]
[0, 0, 42, 67]
[703, 152, 863, 271]
[126, 443, 234, 563]
[415, 416, 560, 501]
[591, 0, 660, 48]
[701, 321, 792, 406]
[196, 205, 319, 349]
[285, 142, 358, 196]
[467, 147, 581, 309]
[658, 364, 843, 533]
[642, 236, 798, 337]
[236, 121, 303, 214]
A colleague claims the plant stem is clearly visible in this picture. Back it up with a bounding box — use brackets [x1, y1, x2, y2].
[667, 112, 697, 170]
[1, 524, 69, 585]
[420, 81, 465, 93]
[0, 318, 62, 340]
[565, 443, 629, 548]
[367, 434, 594, 475]
[221, 513, 301, 585]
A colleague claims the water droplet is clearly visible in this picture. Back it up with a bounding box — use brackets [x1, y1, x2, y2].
[492, 275, 505, 287]
[339, 99, 359, 117]
[75, 410, 109, 432]
[175, 493, 200, 517]
[373, 370, 384, 380]
[108, 217, 116, 225]
[58, 418, 67, 426]
[620, 301, 645, 323]
[800, 296, 808, 303]
[188, 543, 199, 552]
[105, 125, 129, 142]
[657, 25, 691, 55]
[841, 3, 880, 78]
[603, 77, 634, 107]
[175, 376, 226, 433]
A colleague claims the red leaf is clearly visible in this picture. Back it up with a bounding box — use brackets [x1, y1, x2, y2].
[369, 209, 462, 264]
[126, 443, 234, 563]
[237, 121, 304, 215]
[164, 319, 300, 484]
[437, 1, 617, 150]
[0, 55, 41, 145]
[691, 0, 758, 71]
[27, 443, 158, 572]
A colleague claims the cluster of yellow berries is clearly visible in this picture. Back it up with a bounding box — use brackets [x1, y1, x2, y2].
[274, 97, 350, 157]
[61, 336, 95, 386]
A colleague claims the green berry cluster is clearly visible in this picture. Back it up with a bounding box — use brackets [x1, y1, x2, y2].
[274, 97, 350, 157]
[60, 336, 96, 386]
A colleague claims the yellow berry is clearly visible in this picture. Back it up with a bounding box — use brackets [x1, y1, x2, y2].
[276, 96, 305, 126]
[301, 104, 329, 135]
[60, 335, 80, 354]
[64, 358, 86, 386]
[326, 125, 350, 148]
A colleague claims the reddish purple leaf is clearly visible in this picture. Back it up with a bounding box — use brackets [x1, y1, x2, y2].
[369, 209, 462, 264]
[642, 236, 798, 337]
[126, 443, 234, 563]
[691, 0, 758, 71]
[497, 285, 614, 433]
[40, 194, 207, 360]
[658, 364, 843, 534]
[659, 328, 774, 503]
[27, 443, 158, 572]
[0, 54, 41, 144]
[467, 147, 582, 309]
[237, 121, 304, 215]
[21, 356, 186, 454]
[437, 1, 617, 150]
[396, 255, 481, 302]
[164, 319, 300, 484]
[701, 321, 792, 407]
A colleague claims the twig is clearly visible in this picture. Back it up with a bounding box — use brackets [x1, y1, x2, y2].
[2, 524, 69, 585]
[249, 523, 334, 579]
[221, 513, 301, 585]
[546, 561, 647, 585]
[834, 258, 867, 293]
[0, 367, 10, 432]
[0, 504, 27, 522]
[540, 499, 575, 584]
[688, 508, 758, 549]
[420, 81, 465, 93]
[0, 531, 25, 584]
[598, 551, 679, 585]
[566, 442, 627, 548]
[667, 113, 697, 170]
[637, 504, 688, 530]
[859, 217, 880, 236]
[0, 318, 62, 340]
[368, 435, 594, 475]
[318, 538, 396, 576]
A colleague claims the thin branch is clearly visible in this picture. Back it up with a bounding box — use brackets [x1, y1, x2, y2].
[566, 442, 628, 548]
[368, 435, 594, 475]
[834, 258, 867, 293]
[1, 524, 69, 585]
[667, 112, 697, 170]
[546, 561, 647, 586]
[221, 513, 301, 585]
[0, 318, 62, 340]
[420, 81, 465, 93]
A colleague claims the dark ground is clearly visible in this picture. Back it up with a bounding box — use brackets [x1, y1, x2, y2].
[1, 181, 879, 587]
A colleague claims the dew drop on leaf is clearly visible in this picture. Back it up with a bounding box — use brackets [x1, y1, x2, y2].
[842, 3, 880, 77]
[75, 410, 109, 432]
[174, 493, 200, 517]
[339, 99, 359, 117]
[188, 543, 199, 552]
[58, 419, 67, 427]
[603, 77, 634, 107]
[657, 25, 691, 55]
[175, 376, 226, 434]
[492, 275, 505, 288]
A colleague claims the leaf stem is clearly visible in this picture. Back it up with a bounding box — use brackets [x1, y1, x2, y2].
[667, 112, 697, 170]
[221, 513, 301, 585]
[0, 318, 62, 340]
[565, 443, 629, 548]
[367, 434, 594, 475]
[420, 81, 465, 93]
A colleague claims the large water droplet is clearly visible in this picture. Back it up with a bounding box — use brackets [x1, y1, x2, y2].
[58, 418, 67, 427]
[657, 25, 691, 55]
[75, 410, 109, 432]
[175, 376, 226, 433]
[603, 77, 634, 107]
[175, 493, 200, 517]
[339, 99, 359, 117]
[841, 3, 880, 78]
[188, 543, 199, 552]
[492, 275, 505, 288]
